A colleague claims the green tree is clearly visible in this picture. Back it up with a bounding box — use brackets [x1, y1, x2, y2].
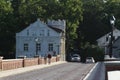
[20, 0, 44, 24]
[80, 0, 110, 44]
[104, 0, 120, 28]
[0, 0, 15, 58]
[80, 0, 120, 45]
[58, 0, 83, 53]
[78, 0, 120, 60]
[19, 0, 83, 54]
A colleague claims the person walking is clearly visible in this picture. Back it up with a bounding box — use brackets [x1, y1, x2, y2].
[48, 53, 52, 64]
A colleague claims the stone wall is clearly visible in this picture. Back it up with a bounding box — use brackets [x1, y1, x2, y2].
[0, 57, 3, 70]
[2, 59, 23, 70]
[24, 58, 39, 67]
[0, 56, 60, 71]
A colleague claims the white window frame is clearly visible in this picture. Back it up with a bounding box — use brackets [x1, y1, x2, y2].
[24, 43, 28, 51]
[36, 43, 41, 51]
[48, 43, 53, 51]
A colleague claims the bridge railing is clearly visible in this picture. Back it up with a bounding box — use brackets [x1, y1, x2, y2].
[0, 56, 60, 71]
[83, 62, 105, 80]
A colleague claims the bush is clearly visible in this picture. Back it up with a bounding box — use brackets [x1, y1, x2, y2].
[92, 47, 104, 62]
[81, 45, 104, 62]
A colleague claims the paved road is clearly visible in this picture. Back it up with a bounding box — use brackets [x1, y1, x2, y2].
[0, 62, 95, 80]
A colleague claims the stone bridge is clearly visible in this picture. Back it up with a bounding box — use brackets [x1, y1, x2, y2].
[0, 56, 120, 80]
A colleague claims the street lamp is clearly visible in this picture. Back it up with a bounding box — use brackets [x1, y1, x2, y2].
[109, 15, 115, 58]
[35, 37, 39, 56]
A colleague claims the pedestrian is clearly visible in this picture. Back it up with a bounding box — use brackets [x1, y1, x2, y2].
[48, 53, 52, 64]
[53, 51, 56, 56]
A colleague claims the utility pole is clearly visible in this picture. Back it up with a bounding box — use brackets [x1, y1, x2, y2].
[109, 15, 116, 58]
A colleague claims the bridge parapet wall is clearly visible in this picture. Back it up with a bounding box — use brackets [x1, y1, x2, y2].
[105, 61, 120, 80]
[0, 56, 60, 71]
[2, 59, 23, 70]
[0, 57, 3, 70]
[83, 62, 105, 80]
[105, 62, 120, 71]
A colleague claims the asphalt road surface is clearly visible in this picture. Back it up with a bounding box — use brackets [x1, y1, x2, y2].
[0, 62, 95, 80]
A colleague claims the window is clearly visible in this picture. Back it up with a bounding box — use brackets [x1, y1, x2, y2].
[47, 30, 50, 36]
[106, 37, 108, 41]
[36, 43, 41, 51]
[40, 30, 44, 36]
[48, 43, 53, 51]
[24, 43, 28, 51]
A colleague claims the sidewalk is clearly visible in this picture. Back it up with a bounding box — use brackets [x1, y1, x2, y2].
[0, 61, 66, 78]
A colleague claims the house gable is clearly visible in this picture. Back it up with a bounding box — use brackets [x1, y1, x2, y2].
[16, 19, 61, 37]
[97, 28, 120, 47]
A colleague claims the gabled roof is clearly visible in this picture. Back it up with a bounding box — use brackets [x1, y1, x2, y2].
[48, 25, 64, 33]
[97, 28, 120, 41]
[18, 19, 65, 33]
[113, 36, 120, 43]
[16, 19, 65, 36]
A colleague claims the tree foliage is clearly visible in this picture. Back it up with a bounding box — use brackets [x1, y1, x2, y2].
[77, 0, 120, 61]
[58, 0, 83, 51]
[19, 0, 83, 52]
[79, 0, 120, 45]
[79, 0, 108, 44]
[0, 0, 83, 58]
[0, 0, 120, 58]
[104, 0, 120, 28]
[0, 0, 14, 57]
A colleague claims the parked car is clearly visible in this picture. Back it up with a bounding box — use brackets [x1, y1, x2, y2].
[71, 54, 81, 62]
[86, 57, 95, 63]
